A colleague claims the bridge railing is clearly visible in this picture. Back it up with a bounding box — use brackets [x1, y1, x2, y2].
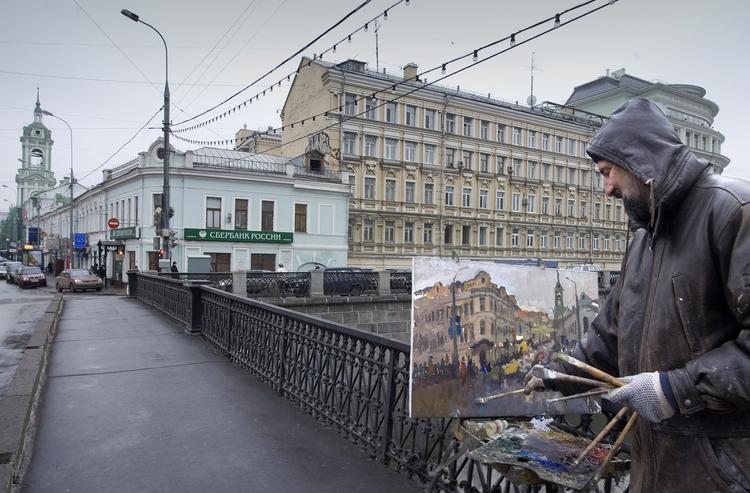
[128, 272, 626, 492]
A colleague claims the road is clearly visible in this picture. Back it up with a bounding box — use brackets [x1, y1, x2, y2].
[0, 276, 54, 396]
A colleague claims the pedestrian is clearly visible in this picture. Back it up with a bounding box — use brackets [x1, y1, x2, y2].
[47, 260, 53, 275]
[170, 261, 178, 273]
[525, 98, 750, 492]
[277, 263, 288, 272]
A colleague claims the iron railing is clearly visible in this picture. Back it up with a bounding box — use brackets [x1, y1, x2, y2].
[129, 272, 628, 491]
[158, 272, 232, 288]
[389, 271, 412, 294]
[323, 271, 379, 296]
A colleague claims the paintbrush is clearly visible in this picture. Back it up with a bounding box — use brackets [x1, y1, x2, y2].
[553, 353, 625, 388]
[530, 366, 615, 389]
[474, 387, 526, 405]
[546, 387, 611, 404]
[593, 411, 639, 482]
[571, 406, 629, 468]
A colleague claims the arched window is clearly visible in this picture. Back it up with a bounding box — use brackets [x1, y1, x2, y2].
[30, 148, 44, 168]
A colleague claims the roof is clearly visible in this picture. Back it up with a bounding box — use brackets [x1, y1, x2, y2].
[566, 73, 651, 104]
[191, 147, 288, 165]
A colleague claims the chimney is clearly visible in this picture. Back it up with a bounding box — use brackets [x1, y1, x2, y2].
[403, 62, 418, 81]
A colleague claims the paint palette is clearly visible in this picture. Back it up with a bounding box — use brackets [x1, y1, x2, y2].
[466, 420, 619, 490]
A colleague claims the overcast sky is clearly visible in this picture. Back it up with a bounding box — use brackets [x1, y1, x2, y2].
[2, 0, 748, 212]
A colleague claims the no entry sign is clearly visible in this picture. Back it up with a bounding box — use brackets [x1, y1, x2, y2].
[108, 217, 120, 229]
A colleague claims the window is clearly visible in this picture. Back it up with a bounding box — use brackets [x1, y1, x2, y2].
[528, 130, 536, 148]
[511, 228, 519, 247]
[604, 236, 610, 250]
[555, 197, 562, 215]
[364, 177, 376, 199]
[479, 189, 488, 209]
[462, 150, 473, 170]
[567, 235, 574, 250]
[541, 231, 548, 248]
[606, 204, 612, 221]
[616, 205, 622, 222]
[423, 223, 433, 244]
[594, 203, 601, 220]
[134, 196, 139, 226]
[404, 222, 414, 243]
[424, 183, 434, 204]
[405, 105, 417, 126]
[568, 168, 577, 185]
[405, 181, 416, 203]
[444, 224, 453, 244]
[385, 179, 396, 201]
[527, 193, 536, 213]
[363, 220, 374, 241]
[595, 172, 602, 189]
[462, 225, 471, 246]
[385, 139, 398, 160]
[495, 227, 504, 246]
[365, 98, 377, 119]
[463, 117, 473, 137]
[568, 139, 576, 155]
[512, 192, 521, 212]
[496, 156, 505, 174]
[541, 196, 549, 215]
[425, 109, 436, 129]
[615, 237, 622, 251]
[343, 132, 356, 154]
[543, 133, 550, 150]
[580, 140, 588, 157]
[385, 102, 398, 123]
[543, 163, 551, 180]
[235, 198, 248, 230]
[512, 127, 521, 145]
[206, 197, 222, 228]
[480, 121, 489, 140]
[554, 231, 561, 249]
[580, 201, 587, 218]
[512, 159, 522, 177]
[294, 204, 307, 232]
[153, 193, 163, 225]
[424, 144, 435, 165]
[580, 169, 589, 187]
[445, 186, 455, 206]
[261, 200, 274, 231]
[344, 93, 357, 116]
[568, 198, 575, 217]
[593, 233, 600, 250]
[479, 226, 488, 246]
[445, 148, 456, 167]
[527, 230, 534, 247]
[555, 136, 563, 153]
[405, 141, 417, 162]
[497, 124, 506, 143]
[480, 153, 489, 173]
[556, 165, 564, 183]
[364, 135, 377, 157]
[446, 114, 456, 133]
[579, 234, 586, 250]
[462, 187, 472, 208]
[384, 221, 395, 242]
[496, 191, 505, 210]
[527, 161, 536, 179]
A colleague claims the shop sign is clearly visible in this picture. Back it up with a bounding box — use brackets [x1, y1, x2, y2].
[183, 228, 293, 244]
[110, 226, 139, 240]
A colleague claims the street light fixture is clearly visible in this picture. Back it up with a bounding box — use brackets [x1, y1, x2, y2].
[40, 109, 75, 268]
[121, 8, 172, 260]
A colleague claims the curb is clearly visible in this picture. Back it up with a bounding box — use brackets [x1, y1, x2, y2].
[0, 294, 63, 492]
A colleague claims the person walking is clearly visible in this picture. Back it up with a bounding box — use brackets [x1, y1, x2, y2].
[277, 263, 288, 272]
[525, 98, 750, 492]
[170, 261, 178, 273]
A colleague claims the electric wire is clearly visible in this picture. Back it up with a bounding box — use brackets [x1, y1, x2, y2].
[0, 69, 249, 86]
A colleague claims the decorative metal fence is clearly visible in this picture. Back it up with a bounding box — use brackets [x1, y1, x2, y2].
[323, 270, 379, 296]
[132, 273, 192, 327]
[130, 273, 629, 492]
[158, 272, 232, 288]
[244, 272, 311, 297]
[389, 271, 412, 294]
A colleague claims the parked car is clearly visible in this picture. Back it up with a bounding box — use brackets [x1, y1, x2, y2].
[56, 269, 103, 292]
[323, 267, 377, 296]
[0, 264, 6, 280]
[17, 266, 47, 288]
[5, 262, 24, 284]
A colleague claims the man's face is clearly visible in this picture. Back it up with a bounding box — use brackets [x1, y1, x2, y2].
[597, 160, 651, 223]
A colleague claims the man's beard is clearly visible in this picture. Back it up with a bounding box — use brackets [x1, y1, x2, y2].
[621, 188, 651, 224]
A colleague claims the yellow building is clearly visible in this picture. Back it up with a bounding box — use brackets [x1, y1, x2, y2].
[280, 57, 628, 270]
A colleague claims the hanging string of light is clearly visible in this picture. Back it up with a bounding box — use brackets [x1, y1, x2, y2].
[172, 0, 407, 128]
[241, 0, 618, 155]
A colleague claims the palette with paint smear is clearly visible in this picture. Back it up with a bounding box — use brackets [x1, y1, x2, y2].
[466, 420, 622, 490]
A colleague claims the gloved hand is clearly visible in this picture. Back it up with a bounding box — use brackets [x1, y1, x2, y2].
[606, 371, 676, 423]
[523, 365, 547, 394]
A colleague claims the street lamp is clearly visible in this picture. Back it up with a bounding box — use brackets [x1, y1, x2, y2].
[121, 8, 172, 260]
[565, 276, 581, 343]
[40, 110, 74, 268]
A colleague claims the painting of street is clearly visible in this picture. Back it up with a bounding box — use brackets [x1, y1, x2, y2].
[409, 257, 600, 418]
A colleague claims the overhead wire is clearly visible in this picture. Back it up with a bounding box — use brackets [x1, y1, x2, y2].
[0, 69, 250, 87]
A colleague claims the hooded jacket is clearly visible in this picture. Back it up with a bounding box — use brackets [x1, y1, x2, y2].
[566, 98, 750, 492]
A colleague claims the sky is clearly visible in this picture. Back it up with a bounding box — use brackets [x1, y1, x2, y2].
[2, 0, 748, 213]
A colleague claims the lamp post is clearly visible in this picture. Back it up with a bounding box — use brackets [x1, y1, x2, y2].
[121, 8, 171, 260]
[565, 276, 581, 344]
[449, 266, 469, 374]
[40, 110, 74, 268]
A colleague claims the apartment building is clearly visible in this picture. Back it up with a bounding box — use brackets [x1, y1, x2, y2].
[281, 57, 627, 271]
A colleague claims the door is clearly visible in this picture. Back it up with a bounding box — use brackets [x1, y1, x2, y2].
[148, 251, 160, 271]
[250, 253, 275, 271]
[207, 253, 231, 273]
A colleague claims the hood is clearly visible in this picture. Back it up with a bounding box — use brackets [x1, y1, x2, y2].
[587, 97, 708, 213]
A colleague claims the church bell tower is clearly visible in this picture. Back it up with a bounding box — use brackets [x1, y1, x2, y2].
[16, 89, 57, 206]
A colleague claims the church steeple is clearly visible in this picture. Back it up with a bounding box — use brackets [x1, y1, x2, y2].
[34, 86, 43, 123]
[17, 89, 56, 207]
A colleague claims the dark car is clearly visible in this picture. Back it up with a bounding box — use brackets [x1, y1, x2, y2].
[6, 262, 24, 284]
[17, 266, 47, 288]
[323, 267, 378, 296]
[0, 264, 7, 280]
[56, 269, 103, 292]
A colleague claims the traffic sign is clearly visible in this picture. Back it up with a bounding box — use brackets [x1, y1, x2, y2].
[73, 233, 87, 249]
[108, 217, 120, 229]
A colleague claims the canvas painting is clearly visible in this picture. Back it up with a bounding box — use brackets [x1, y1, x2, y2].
[410, 257, 601, 418]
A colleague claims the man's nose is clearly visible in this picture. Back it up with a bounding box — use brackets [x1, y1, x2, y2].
[604, 179, 615, 196]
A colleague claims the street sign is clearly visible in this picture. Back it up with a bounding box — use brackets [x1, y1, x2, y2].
[73, 233, 87, 249]
[108, 217, 120, 229]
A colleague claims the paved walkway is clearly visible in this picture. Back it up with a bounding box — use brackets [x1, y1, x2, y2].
[24, 295, 419, 493]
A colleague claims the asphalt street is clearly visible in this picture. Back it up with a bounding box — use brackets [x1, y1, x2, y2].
[0, 276, 54, 396]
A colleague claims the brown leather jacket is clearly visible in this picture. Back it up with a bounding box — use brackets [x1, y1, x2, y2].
[565, 98, 750, 492]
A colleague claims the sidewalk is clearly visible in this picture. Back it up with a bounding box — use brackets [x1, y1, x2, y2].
[23, 296, 419, 492]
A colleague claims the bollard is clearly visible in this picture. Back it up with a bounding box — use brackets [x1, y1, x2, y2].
[232, 271, 247, 298]
[310, 271, 324, 297]
[378, 271, 391, 296]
